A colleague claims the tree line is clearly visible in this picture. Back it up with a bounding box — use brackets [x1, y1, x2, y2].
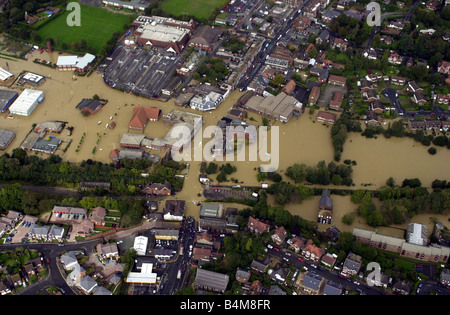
[0, 149, 185, 195]
[348, 177, 450, 227]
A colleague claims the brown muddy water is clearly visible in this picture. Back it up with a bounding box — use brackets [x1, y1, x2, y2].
[0, 51, 449, 235]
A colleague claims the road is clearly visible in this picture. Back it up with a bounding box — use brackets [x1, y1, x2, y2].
[236, 0, 313, 91]
[0, 238, 103, 295]
[265, 245, 385, 295]
[159, 217, 196, 295]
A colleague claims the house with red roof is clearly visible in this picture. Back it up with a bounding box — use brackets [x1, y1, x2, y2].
[128, 106, 161, 130]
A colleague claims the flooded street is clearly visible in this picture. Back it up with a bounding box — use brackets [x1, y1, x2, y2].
[1, 50, 449, 235]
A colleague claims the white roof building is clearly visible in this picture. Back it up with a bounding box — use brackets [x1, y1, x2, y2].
[9, 89, 44, 116]
[126, 263, 157, 284]
[56, 53, 96, 71]
[0, 68, 13, 81]
[407, 223, 428, 246]
[133, 236, 148, 256]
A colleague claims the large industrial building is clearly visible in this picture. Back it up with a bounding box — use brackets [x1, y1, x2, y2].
[9, 89, 44, 116]
[243, 92, 300, 122]
[0, 90, 18, 113]
[0, 129, 16, 150]
[132, 16, 197, 54]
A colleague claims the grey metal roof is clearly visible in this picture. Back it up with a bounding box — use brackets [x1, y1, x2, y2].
[195, 268, 229, 292]
[0, 129, 15, 150]
[302, 272, 323, 291]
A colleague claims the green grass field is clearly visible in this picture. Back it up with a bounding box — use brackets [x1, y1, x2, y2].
[36, 4, 132, 54]
[160, 0, 229, 20]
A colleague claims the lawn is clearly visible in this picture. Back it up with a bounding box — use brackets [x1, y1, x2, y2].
[159, 0, 229, 20]
[35, 4, 132, 54]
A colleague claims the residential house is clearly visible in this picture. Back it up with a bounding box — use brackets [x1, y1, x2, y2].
[329, 91, 344, 111]
[79, 275, 98, 294]
[90, 206, 106, 226]
[76, 99, 104, 115]
[48, 224, 65, 240]
[97, 243, 119, 260]
[271, 226, 287, 246]
[235, 268, 251, 283]
[315, 30, 330, 45]
[308, 86, 321, 105]
[192, 246, 211, 263]
[302, 239, 326, 262]
[332, 37, 348, 52]
[29, 224, 50, 240]
[247, 216, 270, 235]
[370, 100, 385, 113]
[128, 106, 161, 130]
[321, 253, 337, 268]
[363, 89, 379, 102]
[142, 182, 171, 196]
[425, 119, 442, 131]
[391, 76, 406, 86]
[408, 120, 426, 130]
[408, 81, 423, 93]
[310, 67, 329, 83]
[323, 281, 342, 295]
[328, 74, 347, 87]
[341, 253, 362, 277]
[324, 226, 341, 241]
[437, 94, 450, 105]
[366, 73, 383, 82]
[316, 111, 337, 125]
[393, 280, 412, 295]
[163, 200, 185, 221]
[388, 51, 403, 65]
[269, 267, 287, 284]
[440, 269, 450, 286]
[247, 280, 263, 295]
[60, 251, 79, 270]
[438, 60, 450, 74]
[250, 258, 270, 274]
[299, 272, 324, 295]
[412, 91, 427, 105]
[23, 263, 35, 276]
[288, 236, 306, 253]
[318, 189, 333, 224]
[366, 110, 379, 126]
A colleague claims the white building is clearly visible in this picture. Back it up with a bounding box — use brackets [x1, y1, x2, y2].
[0, 67, 13, 82]
[133, 236, 148, 256]
[126, 263, 157, 284]
[190, 91, 224, 111]
[9, 89, 44, 116]
[56, 53, 96, 72]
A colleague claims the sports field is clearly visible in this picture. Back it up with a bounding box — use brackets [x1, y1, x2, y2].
[159, 0, 229, 20]
[36, 4, 132, 54]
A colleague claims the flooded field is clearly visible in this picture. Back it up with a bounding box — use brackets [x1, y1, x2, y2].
[269, 194, 450, 239]
[1, 50, 450, 235]
[343, 132, 450, 188]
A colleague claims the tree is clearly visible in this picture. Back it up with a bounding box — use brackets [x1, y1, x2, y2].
[286, 163, 308, 183]
[0, 183, 23, 213]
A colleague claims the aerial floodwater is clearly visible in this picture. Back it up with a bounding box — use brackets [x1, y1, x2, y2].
[2, 50, 450, 237]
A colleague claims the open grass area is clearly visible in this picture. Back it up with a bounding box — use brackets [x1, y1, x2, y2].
[35, 4, 132, 54]
[159, 0, 229, 20]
